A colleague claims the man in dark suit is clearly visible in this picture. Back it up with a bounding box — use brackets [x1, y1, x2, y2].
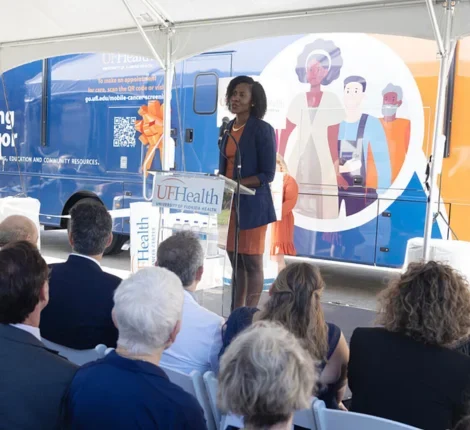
[40, 200, 121, 349]
[0, 241, 78, 430]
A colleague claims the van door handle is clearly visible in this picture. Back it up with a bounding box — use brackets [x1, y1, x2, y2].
[185, 129, 194, 143]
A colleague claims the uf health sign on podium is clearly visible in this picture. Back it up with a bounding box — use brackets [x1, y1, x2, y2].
[130, 173, 226, 273]
[152, 174, 225, 213]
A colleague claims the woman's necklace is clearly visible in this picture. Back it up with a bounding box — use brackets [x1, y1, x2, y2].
[232, 122, 246, 132]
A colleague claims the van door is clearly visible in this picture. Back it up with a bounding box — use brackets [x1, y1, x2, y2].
[178, 53, 232, 174]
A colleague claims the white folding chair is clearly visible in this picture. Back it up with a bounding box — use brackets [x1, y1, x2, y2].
[161, 365, 216, 430]
[203, 371, 222, 428]
[41, 338, 107, 366]
[312, 398, 421, 430]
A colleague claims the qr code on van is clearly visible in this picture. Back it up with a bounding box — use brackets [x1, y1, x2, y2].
[113, 117, 137, 148]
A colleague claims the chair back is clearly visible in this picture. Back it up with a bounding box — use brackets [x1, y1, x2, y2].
[203, 371, 222, 427]
[220, 414, 244, 430]
[42, 338, 106, 366]
[161, 365, 216, 430]
[313, 399, 421, 430]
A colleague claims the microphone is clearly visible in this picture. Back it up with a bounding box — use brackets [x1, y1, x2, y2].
[218, 117, 230, 148]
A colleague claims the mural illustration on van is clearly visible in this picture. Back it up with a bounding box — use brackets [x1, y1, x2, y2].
[257, 33, 431, 261]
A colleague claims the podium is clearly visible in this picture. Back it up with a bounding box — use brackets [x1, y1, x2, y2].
[147, 170, 254, 316]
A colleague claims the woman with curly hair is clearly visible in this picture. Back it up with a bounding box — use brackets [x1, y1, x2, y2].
[279, 39, 345, 219]
[348, 261, 470, 430]
[219, 262, 349, 410]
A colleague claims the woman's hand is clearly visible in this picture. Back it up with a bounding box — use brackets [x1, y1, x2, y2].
[338, 401, 348, 411]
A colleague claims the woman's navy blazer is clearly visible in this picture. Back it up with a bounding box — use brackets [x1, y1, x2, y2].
[218, 115, 277, 230]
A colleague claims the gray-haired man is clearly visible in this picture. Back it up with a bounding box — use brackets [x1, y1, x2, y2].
[156, 231, 224, 374]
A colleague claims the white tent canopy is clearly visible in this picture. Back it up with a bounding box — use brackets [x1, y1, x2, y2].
[0, 0, 468, 262]
[0, 0, 469, 72]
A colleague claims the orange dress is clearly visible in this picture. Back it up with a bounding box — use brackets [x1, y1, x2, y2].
[270, 174, 299, 256]
[225, 127, 268, 255]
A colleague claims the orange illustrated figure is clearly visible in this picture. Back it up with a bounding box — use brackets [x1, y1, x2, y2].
[135, 100, 164, 173]
[270, 154, 299, 273]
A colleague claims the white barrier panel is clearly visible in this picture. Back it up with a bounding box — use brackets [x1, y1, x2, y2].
[0, 197, 41, 249]
[404, 237, 470, 280]
[130, 202, 159, 273]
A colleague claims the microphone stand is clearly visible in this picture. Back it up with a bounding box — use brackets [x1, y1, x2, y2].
[226, 130, 242, 312]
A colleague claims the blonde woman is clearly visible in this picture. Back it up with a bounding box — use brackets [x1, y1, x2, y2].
[349, 261, 470, 430]
[270, 154, 299, 273]
[219, 262, 349, 410]
[218, 321, 317, 430]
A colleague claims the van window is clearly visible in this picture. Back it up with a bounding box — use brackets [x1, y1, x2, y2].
[193, 73, 218, 115]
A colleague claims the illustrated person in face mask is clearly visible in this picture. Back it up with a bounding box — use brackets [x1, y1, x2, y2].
[379, 83, 411, 183]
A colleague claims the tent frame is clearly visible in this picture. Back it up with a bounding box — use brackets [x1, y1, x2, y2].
[122, 0, 174, 172]
[423, 0, 455, 260]
[122, 0, 459, 262]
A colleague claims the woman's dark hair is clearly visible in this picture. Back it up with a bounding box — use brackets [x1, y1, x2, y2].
[377, 261, 470, 346]
[296, 39, 343, 86]
[0, 241, 49, 324]
[225, 75, 267, 119]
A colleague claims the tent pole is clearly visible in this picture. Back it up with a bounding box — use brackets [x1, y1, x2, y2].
[121, 0, 165, 69]
[162, 29, 173, 171]
[422, 1, 454, 261]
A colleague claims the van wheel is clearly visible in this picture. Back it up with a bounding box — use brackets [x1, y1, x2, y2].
[104, 234, 129, 256]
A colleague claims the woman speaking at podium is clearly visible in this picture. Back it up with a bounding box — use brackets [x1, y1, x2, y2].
[218, 76, 276, 309]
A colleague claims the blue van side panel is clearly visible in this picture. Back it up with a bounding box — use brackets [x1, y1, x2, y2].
[294, 173, 443, 267]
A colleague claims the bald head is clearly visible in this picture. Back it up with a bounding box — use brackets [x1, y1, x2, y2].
[0, 215, 38, 248]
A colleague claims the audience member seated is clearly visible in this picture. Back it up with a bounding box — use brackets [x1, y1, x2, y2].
[157, 231, 224, 374]
[220, 262, 349, 410]
[40, 200, 121, 349]
[218, 321, 316, 430]
[349, 261, 470, 430]
[0, 241, 77, 429]
[63, 267, 207, 430]
[0, 214, 38, 247]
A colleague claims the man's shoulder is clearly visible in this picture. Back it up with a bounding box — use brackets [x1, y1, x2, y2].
[38, 347, 79, 374]
[49, 257, 121, 286]
[186, 299, 224, 326]
[2, 334, 78, 375]
[101, 270, 122, 285]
